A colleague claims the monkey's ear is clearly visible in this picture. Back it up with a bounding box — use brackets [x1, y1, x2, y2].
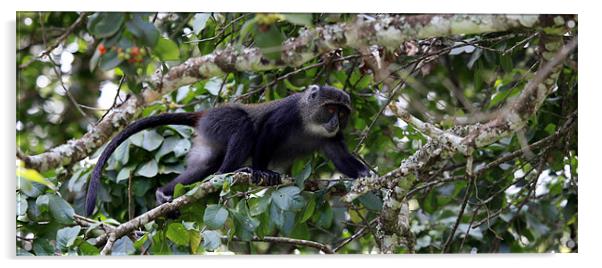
[308, 85, 320, 99]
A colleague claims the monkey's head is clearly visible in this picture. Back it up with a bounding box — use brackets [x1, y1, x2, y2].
[301, 85, 352, 137]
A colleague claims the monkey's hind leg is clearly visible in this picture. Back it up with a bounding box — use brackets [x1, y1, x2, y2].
[155, 134, 220, 205]
[214, 119, 280, 186]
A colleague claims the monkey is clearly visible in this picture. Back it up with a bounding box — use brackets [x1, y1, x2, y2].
[85, 85, 370, 216]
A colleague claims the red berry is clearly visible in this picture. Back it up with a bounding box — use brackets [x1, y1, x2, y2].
[130, 46, 140, 57]
[98, 43, 106, 55]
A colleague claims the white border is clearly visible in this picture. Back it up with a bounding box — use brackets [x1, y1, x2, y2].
[2, 1, 597, 268]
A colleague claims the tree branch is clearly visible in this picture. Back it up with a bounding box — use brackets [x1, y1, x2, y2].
[225, 236, 334, 254]
[19, 95, 142, 172]
[145, 14, 567, 103]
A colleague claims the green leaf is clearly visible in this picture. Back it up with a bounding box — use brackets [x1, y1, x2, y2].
[35, 194, 49, 213]
[355, 75, 372, 89]
[173, 139, 191, 157]
[192, 13, 211, 35]
[33, 238, 55, 256]
[78, 241, 100, 256]
[272, 186, 301, 211]
[160, 164, 186, 175]
[155, 136, 179, 160]
[17, 164, 56, 190]
[232, 201, 260, 232]
[166, 222, 190, 246]
[204, 77, 223, 96]
[249, 195, 271, 216]
[130, 131, 144, 147]
[48, 194, 75, 224]
[99, 50, 123, 71]
[153, 38, 180, 61]
[142, 130, 164, 151]
[254, 25, 284, 60]
[17, 177, 44, 197]
[500, 53, 513, 73]
[190, 230, 202, 254]
[300, 197, 316, 223]
[270, 202, 284, 229]
[133, 179, 152, 197]
[56, 226, 81, 251]
[201, 230, 221, 251]
[203, 204, 229, 229]
[281, 211, 297, 236]
[231, 202, 258, 242]
[283, 13, 313, 26]
[358, 192, 383, 211]
[126, 15, 160, 47]
[87, 13, 125, 38]
[544, 123, 557, 135]
[16, 193, 28, 216]
[150, 231, 168, 254]
[238, 17, 257, 45]
[133, 233, 149, 249]
[294, 162, 312, 189]
[113, 140, 130, 164]
[135, 159, 158, 178]
[111, 236, 135, 256]
[116, 165, 135, 183]
[316, 205, 334, 229]
[169, 125, 194, 138]
[89, 46, 101, 71]
[173, 183, 186, 198]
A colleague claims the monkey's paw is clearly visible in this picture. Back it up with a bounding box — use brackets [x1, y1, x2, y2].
[235, 167, 281, 186]
[155, 189, 173, 205]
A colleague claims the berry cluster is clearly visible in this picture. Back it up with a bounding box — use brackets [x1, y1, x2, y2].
[97, 43, 147, 63]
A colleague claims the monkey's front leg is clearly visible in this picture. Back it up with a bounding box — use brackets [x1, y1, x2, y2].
[235, 167, 282, 186]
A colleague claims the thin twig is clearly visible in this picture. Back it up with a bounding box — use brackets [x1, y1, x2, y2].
[99, 75, 126, 123]
[40, 12, 89, 57]
[169, 13, 195, 40]
[459, 207, 480, 250]
[226, 235, 334, 254]
[128, 174, 134, 220]
[185, 14, 249, 44]
[333, 215, 378, 252]
[503, 32, 539, 55]
[442, 162, 474, 253]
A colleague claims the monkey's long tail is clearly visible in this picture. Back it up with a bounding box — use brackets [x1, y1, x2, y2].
[85, 112, 203, 216]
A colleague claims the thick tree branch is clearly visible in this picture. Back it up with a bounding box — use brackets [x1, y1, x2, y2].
[145, 14, 570, 102]
[19, 95, 142, 172]
[388, 103, 468, 154]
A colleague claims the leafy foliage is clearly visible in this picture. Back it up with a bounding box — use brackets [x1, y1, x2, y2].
[16, 12, 577, 255]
